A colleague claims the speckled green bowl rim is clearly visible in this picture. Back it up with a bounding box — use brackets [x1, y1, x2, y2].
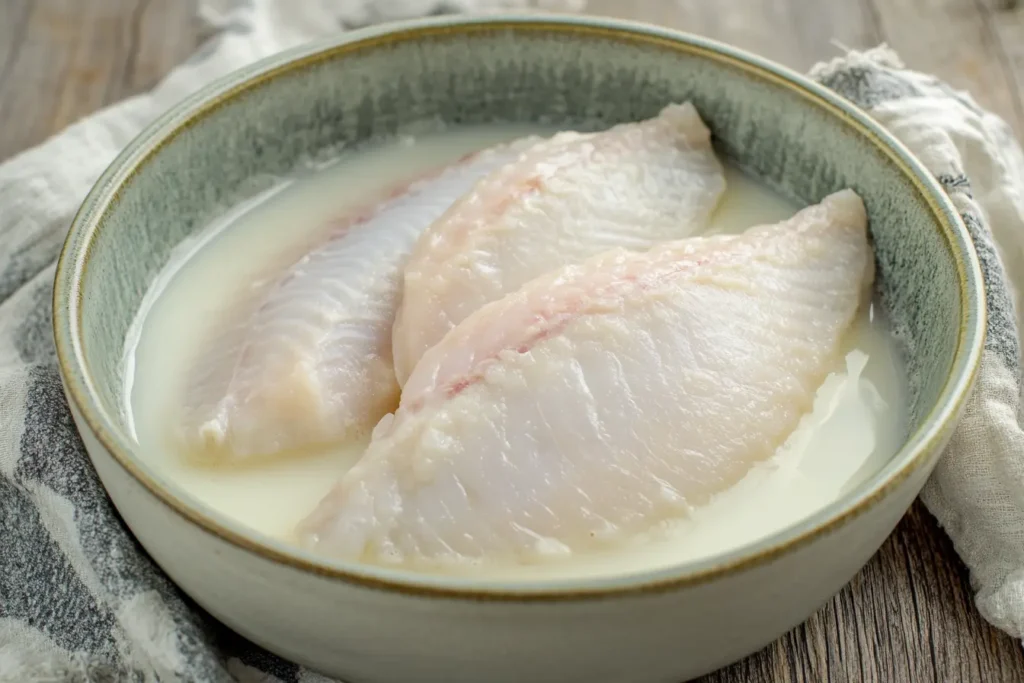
[53, 14, 985, 602]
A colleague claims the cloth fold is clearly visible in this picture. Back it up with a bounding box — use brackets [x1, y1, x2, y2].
[1, 2, 1024, 681]
[811, 48, 1024, 637]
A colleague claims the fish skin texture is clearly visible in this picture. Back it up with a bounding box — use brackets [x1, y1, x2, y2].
[177, 138, 541, 463]
[391, 102, 727, 385]
[300, 190, 873, 567]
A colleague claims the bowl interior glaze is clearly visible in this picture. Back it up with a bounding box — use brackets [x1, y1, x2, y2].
[56, 15, 982, 591]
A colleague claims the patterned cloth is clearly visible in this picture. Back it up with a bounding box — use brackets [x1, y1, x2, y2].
[811, 49, 1024, 639]
[1, 2, 1023, 680]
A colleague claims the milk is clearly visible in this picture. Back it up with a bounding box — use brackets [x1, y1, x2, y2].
[124, 126, 907, 579]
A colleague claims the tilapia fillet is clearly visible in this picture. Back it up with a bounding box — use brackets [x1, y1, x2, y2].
[300, 190, 873, 565]
[177, 138, 541, 462]
[391, 102, 727, 384]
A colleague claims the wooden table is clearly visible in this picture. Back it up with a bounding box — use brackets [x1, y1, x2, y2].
[2, 1, 1023, 681]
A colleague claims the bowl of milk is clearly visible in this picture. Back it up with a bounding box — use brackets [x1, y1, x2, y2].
[52, 14, 984, 683]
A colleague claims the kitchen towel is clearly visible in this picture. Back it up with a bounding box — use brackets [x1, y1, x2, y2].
[2, 1, 1024, 681]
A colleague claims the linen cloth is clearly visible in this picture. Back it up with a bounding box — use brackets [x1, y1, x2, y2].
[2, 1, 1024, 680]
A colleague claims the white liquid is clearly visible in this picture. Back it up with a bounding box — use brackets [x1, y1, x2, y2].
[125, 126, 907, 579]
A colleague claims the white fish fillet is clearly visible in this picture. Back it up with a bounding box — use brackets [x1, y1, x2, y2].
[177, 138, 542, 462]
[299, 190, 873, 565]
[391, 102, 727, 384]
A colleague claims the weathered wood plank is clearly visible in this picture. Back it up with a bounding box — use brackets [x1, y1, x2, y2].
[989, 3, 1024, 133]
[866, 0, 1024, 135]
[0, 0, 200, 160]
[2, 1, 1024, 682]
[584, 0, 882, 71]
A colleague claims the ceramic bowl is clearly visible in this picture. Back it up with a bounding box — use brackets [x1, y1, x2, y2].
[53, 14, 984, 683]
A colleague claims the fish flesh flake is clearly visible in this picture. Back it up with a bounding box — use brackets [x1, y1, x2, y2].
[391, 102, 727, 384]
[300, 190, 873, 566]
[177, 138, 541, 463]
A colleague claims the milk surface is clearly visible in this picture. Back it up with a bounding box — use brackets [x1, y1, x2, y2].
[124, 126, 907, 579]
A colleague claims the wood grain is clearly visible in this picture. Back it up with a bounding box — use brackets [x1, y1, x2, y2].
[2, 1, 1024, 681]
[0, 0, 200, 160]
[867, 0, 1024, 136]
[585, 0, 882, 72]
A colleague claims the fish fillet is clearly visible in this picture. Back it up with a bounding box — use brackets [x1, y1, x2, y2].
[177, 138, 542, 463]
[391, 102, 727, 384]
[300, 190, 873, 565]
